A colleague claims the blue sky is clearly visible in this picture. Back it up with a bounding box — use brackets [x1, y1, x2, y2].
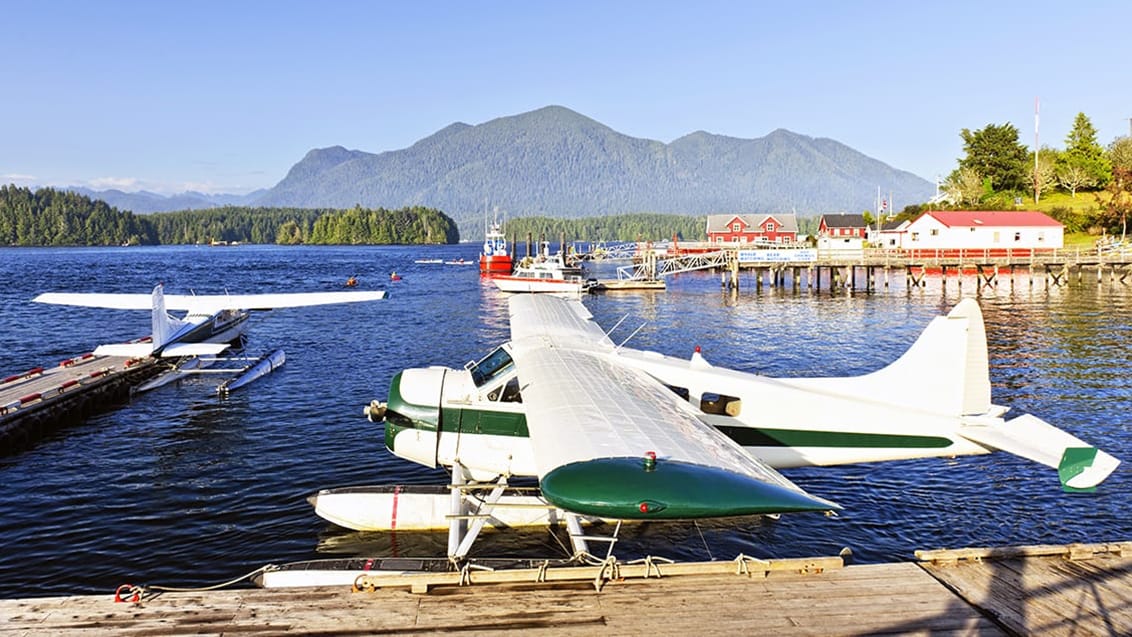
[3, 1, 1130, 195]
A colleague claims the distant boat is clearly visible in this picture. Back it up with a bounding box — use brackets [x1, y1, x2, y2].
[479, 218, 512, 275]
[444, 258, 473, 266]
[413, 259, 443, 264]
[390, 272, 402, 282]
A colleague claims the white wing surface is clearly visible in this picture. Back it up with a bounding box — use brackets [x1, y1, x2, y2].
[33, 292, 153, 310]
[34, 290, 387, 313]
[507, 295, 836, 519]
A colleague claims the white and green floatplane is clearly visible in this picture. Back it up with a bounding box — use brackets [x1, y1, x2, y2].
[276, 295, 1120, 588]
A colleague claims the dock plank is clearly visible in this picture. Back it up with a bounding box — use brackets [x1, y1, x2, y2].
[920, 550, 1132, 636]
[0, 562, 995, 636]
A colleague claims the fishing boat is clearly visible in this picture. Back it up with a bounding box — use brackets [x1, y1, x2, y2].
[492, 250, 591, 294]
[479, 219, 512, 275]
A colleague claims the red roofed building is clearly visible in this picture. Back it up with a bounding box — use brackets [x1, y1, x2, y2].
[877, 210, 1063, 256]
[705, 213, 799, 244]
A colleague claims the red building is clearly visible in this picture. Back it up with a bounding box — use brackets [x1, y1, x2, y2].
[705, 213, 799, 244]
[818, 213, 869, 238]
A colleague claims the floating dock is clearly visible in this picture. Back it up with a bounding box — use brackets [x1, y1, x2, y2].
[590, 278, 666, 292]
[0, 352, 161, 452]
[0, 542, 1126, 635]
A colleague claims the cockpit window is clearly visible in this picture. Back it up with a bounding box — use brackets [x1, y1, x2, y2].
[468, 346, 514, 387]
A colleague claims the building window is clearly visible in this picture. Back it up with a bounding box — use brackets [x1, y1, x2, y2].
[715, 236, 723, 243]
[1038, 232, 1045, 242]
[1014, 232, 1022, 242]
[766, 222, 775, 232]
[930, 228, 939, 236]
[993, 231, 1000, 243]
[733, 223, 741, 232]
[911, 232, 919, 242]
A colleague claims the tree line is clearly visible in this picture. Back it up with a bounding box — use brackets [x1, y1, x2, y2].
[502, 213, 706, 244]
[0, 186, 460, 246]
[932, 112, 1132, 236]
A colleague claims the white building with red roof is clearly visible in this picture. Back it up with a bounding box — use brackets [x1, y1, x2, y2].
[877, 210, 1063, 256]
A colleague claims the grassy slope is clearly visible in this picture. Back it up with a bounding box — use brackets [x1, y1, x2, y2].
[1025, 190, 1105, 247]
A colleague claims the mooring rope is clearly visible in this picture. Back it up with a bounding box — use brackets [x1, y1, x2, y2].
[115, 564, 277, 602]
[693, 520, 714, 561]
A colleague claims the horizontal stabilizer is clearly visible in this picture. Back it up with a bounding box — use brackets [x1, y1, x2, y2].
[157, 343, 230, 358]
[92, 343, 155, 357]
[959, 414, 1120, 490]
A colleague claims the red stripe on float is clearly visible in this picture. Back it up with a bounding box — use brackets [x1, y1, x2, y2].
[391, 485, 400, 531]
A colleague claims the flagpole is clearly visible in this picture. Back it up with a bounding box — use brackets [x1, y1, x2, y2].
[1034, 97, 1040, 203]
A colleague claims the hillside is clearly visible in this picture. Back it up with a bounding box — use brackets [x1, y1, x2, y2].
[254, 106, 933, 237]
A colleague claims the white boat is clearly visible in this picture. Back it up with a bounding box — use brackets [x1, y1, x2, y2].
[492, 249, 591, 294]
[491, 256, 588, 294]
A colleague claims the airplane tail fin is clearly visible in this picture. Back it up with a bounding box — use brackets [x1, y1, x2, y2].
[862, 298, 991, 416]
[150, 283, 184, 349]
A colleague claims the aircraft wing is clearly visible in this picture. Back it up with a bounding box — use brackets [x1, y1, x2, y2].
[507, 295, 837, 520]
[34, 290, 387, 313]
[164, 290, 388, 313]
[34, 292, 153, 310]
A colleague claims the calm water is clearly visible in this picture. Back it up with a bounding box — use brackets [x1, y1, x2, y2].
[0, 245, 1128, 599]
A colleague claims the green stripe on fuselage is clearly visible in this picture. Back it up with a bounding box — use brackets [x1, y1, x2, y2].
[440, 406, 528, 436]
[714, 425, 953, 449]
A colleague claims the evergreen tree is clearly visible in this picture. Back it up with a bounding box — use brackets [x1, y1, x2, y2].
[957, 123, 1030, 193]
[1058, 112, 1112, 192]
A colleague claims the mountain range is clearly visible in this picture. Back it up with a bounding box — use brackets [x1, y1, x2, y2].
[67, 106, 935, 237]
[65, 187, 266, 213]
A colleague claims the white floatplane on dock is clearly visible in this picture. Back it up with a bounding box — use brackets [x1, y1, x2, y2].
[273, 295, 1120, 588]
[34, 284, 385, 392]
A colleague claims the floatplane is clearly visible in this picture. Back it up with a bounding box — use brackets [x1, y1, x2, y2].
[33, 283, 387, 394]
[261, 295, 1120, 587]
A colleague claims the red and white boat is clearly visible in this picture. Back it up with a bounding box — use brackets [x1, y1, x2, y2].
[479, 220, 513, 275]
[492, 250, 591, 294]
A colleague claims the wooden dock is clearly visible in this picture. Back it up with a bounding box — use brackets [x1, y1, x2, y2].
[0, 351, 160, 453]
[1, 542, 1127, 635]
[593, 244, 1132, 293]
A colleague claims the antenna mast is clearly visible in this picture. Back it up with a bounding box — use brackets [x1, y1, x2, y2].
[1034, 97, 1040, 203]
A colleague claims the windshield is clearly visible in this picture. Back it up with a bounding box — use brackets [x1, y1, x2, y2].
[469, 346, 514, 387]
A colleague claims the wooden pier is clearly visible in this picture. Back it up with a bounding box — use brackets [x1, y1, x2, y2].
[1, 542, 1127, 635]
[604, 243, 1132, 293]
[0, 351, 161, 453]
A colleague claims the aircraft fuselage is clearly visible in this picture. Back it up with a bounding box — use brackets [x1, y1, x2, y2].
[380, 343, 994, 483]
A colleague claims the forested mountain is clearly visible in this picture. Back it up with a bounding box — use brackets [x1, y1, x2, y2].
[255, 106, 934, 238]
[0, 186, 458, 246]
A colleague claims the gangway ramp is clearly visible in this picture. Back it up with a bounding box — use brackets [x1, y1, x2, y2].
[615, 250, 732, 281]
